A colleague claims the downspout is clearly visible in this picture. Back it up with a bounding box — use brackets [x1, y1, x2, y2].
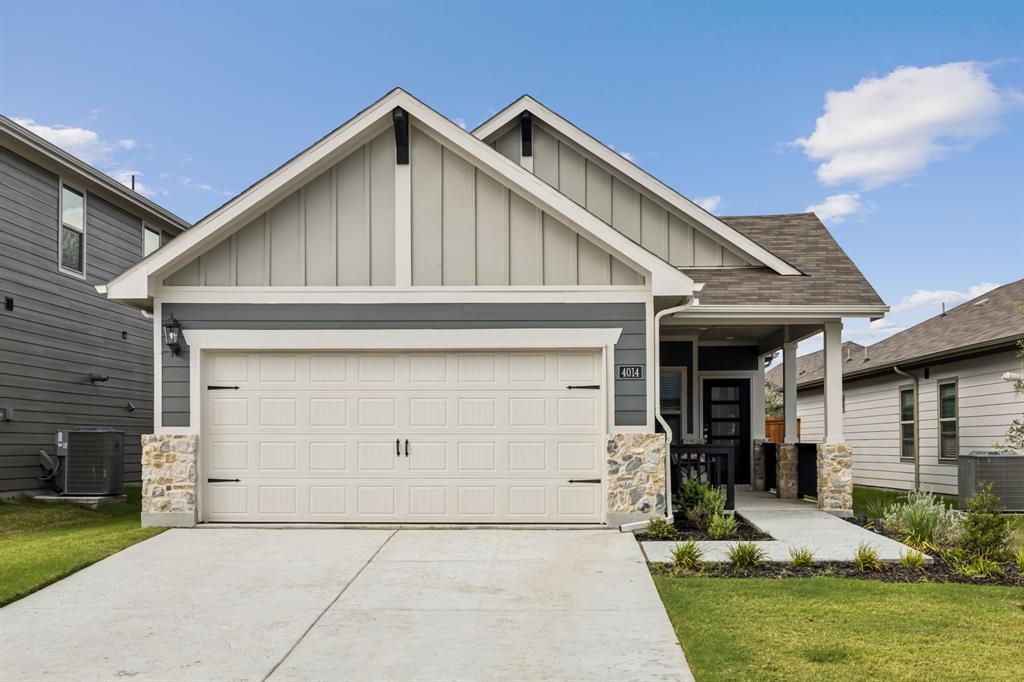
[892, 365, 920, 490]
[652, 294, 700, 523]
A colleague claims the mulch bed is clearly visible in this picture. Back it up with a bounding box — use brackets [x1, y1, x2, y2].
[648, 560, 1024, 586]
[635, 514, 773, 542]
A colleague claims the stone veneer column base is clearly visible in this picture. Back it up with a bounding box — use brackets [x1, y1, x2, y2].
[606, 433, 667, 526]
[141, 434, 198, 528]
[776, 443, 798, 499]
[752, 439, 767, 492]
[817, 442, 853, 516]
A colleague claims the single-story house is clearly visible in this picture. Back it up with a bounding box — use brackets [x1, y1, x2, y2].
[768, 279, 1024, 495]
[0, 116, 189, 496]
[103, 89, 886, 527]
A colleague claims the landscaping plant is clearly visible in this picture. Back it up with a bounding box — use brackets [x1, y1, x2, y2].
[727, 541, 766, 571]
[951, 556, 1004, 579]
[707, 513, 737, 540]
[788, 546, 814, 568]
[958, 481, 1011, 561]
[882, 489, 960, 548]
[899, 549, 926, 572]
[645, 516, 676, 541]
[853, 542, 882, 572]
[671, 540, 703, 572]
[687, 485, 725, 530]
[863, 497, 892, 523]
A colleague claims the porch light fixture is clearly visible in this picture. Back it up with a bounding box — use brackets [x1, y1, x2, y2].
[162, 316, 183, 356]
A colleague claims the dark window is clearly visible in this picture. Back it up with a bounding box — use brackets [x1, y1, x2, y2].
[900, 387, 915, 460]
[938, 381, 958, 460]
[59, 184, 85, 274]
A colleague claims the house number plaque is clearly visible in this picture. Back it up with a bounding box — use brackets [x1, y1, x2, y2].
[617, 365, 644, 380]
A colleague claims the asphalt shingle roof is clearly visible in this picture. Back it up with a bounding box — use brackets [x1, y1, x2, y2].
[684, 213, 885, 307]
[767, 279, 1024, 388]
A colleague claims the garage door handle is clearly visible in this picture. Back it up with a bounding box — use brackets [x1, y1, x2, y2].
[396, 439, 401, 458]
[568, 478, 601, 484]
[566, 384, 600, 390]
[208, 478, 241, 483]
[404, 439, 410, 457]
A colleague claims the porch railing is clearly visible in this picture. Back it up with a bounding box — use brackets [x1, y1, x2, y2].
[669, 443, 736, 511]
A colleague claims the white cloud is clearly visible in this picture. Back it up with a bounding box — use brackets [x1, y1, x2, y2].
[695, 194, 722, 212]
[891, 282, 1000, 314]
[180, 176, 233, 197]
[795, 62, 1021, 189]
[14, 118, 114, 165]
[805, 192, 869, 223]
[108, 169, 157, 197]
[117, 138, 137, 150]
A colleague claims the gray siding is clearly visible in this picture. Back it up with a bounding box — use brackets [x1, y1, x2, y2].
[165, 131, 396, 287]
[0, 146, 160, 493]
[496, 121, 752, 269]
[161, 302, 647, 428]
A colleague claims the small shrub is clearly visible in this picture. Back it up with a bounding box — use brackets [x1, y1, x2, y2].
[958, 482, 1011, 560]
[685, 485, 726, 531]
[708, 513, 737, 540]
[952, 556, 1004, 579]
[883, 489, 960, 547]
[671, 540, 703, 571]
[1013, 548, 1024, 573]
[864, 497, 892, 522]
[788, 546, 815, 568]
[899, 548, 926, 571]
[728, 541, 766, 571]
[677, 480, 709, 513]
[853, 542, 882, 572]
[645, 516, 676, 541]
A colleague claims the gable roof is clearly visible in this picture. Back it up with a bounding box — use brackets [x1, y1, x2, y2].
[689, 213, 886, 308]
[765, 341, 864, 387]
[0, 115, 190, 235]
[779, 279, 1024, 389]
[474, 95, 802, 277]
[104, 88, 693, 303]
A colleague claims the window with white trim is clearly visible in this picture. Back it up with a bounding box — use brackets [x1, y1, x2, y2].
[899, 386, 915, 460]
[938, 380, 958, 461]
[659, 366, 688, 443]
[59, 184, 85, 275]
[144, 225, 162, 256]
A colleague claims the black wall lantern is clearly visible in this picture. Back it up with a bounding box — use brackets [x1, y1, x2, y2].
[163, 315, 183, 356]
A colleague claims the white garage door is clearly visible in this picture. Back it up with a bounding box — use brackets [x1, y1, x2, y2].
[202, 350, 606, 523]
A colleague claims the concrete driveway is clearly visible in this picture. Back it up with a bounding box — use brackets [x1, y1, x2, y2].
[0, 528, 691, 681]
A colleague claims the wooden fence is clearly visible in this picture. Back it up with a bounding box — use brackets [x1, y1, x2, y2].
[764, 417, 800, 444]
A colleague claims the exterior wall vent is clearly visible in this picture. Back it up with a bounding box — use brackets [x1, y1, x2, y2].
[958, 451, 1024, 512]
[54, 428, 125, 495]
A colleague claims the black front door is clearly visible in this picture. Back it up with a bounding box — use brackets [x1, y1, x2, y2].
[703, 379, 751, 485]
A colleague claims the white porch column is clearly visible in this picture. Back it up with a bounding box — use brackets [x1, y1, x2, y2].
[818, 320, 852, 515]
[782, 340, 798, 444]
[823, 321, 844, 443]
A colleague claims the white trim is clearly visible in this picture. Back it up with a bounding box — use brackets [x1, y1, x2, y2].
[675, 304, 889, 321]
[394, 161, 412, 286]
[153, 299, 163, 431]
[155, 285, 651, 305]
[58, 180, 87, 280]
[474, 96, 802, 276]
[105, 89, 693, 302]
[822, 320, 844, 443]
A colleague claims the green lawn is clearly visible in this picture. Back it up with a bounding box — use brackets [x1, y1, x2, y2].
[655, 576, 1024, 682]
[0, 488, 163, 606]
[852, 484, 959, 516]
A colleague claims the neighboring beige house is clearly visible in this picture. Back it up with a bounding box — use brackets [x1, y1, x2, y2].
[769, 279, 1024, 495]
[103, 89, 885, 527]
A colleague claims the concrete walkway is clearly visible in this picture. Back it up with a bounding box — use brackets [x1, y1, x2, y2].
[0, 528, 692, 682]
[643, 491, 925, 564]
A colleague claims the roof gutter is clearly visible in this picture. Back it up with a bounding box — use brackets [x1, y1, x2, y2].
[892, 365, 920, 490]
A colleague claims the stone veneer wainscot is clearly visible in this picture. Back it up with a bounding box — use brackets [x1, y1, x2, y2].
[141, 433, 198, 527]
[606, 432, 667, 526]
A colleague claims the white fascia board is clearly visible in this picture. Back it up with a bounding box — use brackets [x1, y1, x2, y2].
[403, 100, 692, 297]
[107, 88, 692, 301]
[474, 96, 802, 277]
[671, 303, 890, 323]
[105, 90, 406, 301]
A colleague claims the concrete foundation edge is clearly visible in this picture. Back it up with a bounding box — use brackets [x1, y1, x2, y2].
[141, 511, 196, 528]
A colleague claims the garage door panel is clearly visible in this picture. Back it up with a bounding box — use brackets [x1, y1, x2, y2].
[203, 350, 607, 523]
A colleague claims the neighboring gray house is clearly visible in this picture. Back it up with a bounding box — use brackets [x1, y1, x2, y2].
[0, 116, 189, 495]
[770, 279, 1024, 495]
[104, 89, 886, 527]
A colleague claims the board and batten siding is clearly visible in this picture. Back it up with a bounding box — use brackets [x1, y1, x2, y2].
[162, 126, 642, 289]
[495, 121, 751, 270]
[796, 350, 1024, 495]
[0, 146, 158, 492]
[160, 302, 647, 429]
[165, 130, 396, 287]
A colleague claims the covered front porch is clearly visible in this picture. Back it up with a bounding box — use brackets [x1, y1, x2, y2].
[654, 307, 852, 515]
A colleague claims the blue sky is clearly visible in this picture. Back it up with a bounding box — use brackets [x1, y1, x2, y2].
[1, 1, 1021, 351]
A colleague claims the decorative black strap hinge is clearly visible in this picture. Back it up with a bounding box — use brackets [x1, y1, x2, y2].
[566, 384, 600, 390]
[207, 478, 241, 483]
[568, 478, 601, 484]
[207, 385, 239, 390]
